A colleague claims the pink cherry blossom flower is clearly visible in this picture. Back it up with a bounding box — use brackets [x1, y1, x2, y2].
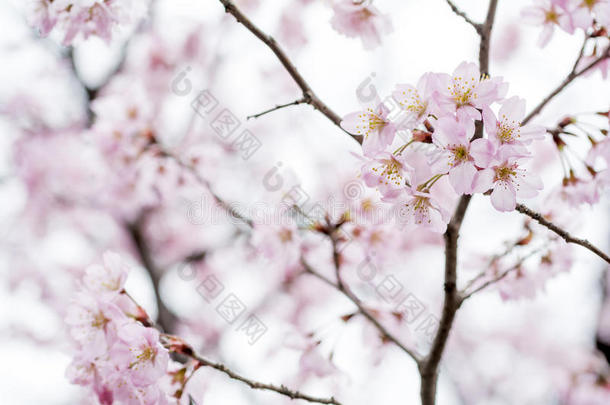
[65, 292, 125, 355]
[571, 0, 610, 29]
[27, 0, 150, 45]
[483, 96, 547, 150]
[472, 146, 543, 211]
[392, 151, 456, 233]
[521, 0, 574, 46]
[27, 0, 57, 36]
[83, 251, 129, 297]
[435, 62, 508, 120]
[66, 355, 114, 405]
[361, 151, 410, 199]
[114, 323, 170, 386]
[392, 73, 440, 128]
[341, 99, 397, 156]
[330, 0, 393, 50]
[432, 116, 493, 195]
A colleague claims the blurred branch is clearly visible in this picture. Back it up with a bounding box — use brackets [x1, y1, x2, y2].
[216, 0, 362, 144]
[444, 0, 482, 33]
[167, 339, 342, 405]
[157, 146, 254, 228]
[301, 230, 422, 364]
[460, 246, 547, 301]
[522, 43, 610, 124]
[127, 212, 179, 333]
[515, 204, 610, 264]
[66, 42, 129, 126]
[420, 2, 499, 404]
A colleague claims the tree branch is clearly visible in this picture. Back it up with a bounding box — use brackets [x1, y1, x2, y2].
[420, 2, 499, 404]
[160, 147, 254, 228]
[444, 0, 482, 33]
[172, 345, 341, 405]
[217, 0, 361, 144]
[515, 204, 610, 264]
[301, 251, 422, 364]
[247, 97, 307, 120]
[522, 44, 610, 125]
[127, 212, 179, 333]
[461, 246, 547, 301]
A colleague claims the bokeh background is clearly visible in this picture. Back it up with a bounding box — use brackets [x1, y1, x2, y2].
[0, 0, 609, 404]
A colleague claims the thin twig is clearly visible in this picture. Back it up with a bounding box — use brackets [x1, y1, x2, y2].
[160, 148, 254, 228]
[247, 97, 307, 120]
[184, 352, 342, 405]
[301, 254, 422, 364]
[217, 0, 362, 144]
[522, 44, 610, 125]
[462, 238, 524, 292]
[444, 0, 482, 33]
[515, 204, 610, 264]
[461, 246, 548, 301]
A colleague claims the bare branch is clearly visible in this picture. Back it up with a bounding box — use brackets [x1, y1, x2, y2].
[461, 246, 547, 301]
[444, 0, 482, 33]
[515, 204, 610, 264]
[217, 0, 361, 144]
[176, 348, 341, 405]
[160, 148, 254, 228]
[523, 44, 610, 125]
[247, 97, 307, 120]
[478, 0, 498, 75]
[301, 252, 422, 364]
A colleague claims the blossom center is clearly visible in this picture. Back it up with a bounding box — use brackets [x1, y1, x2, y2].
[91, 311, 109, 329]
[371, 159, 404, 186]
[495, 165, 517, 181]
[450, 145, 470, 165]
[450, 76, 478, 107]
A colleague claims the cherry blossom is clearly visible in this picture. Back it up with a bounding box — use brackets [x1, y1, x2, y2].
[361, 151, 410, 199]
[27, 0, 150, 45]
[521, 0, 573, 46]
[330, 0, 393, 49]
[472, 146, 544, 211]
[392, 73, 440, 128]
[341, 98, 397, 156]
[432, 116, 488, 195]
[392, 151, 456, 233]
[65, 252, 172, 405]
[482, 96, 547, 150]
[435, 62, 508, 120]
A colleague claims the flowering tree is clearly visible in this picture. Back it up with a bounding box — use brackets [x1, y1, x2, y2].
[2, 0, 610, 404]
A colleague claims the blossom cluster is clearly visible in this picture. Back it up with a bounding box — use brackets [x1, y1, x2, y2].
[522, 0, 610, 46]
[65, 252, 172, 405]
[342, 62, 547, 233]
[27, 0, 149, 45]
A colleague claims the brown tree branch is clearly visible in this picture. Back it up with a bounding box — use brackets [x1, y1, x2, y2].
[127, 212, 179, 333]
[461, 246, 547, 301]
[522, 43, 610, 125]
[173, 346, 342, 405]
[247, 97, 308, 120]
[444, 0, 482, 33]
[301, 248, 422, 364]
[159, 147, 254, 228]
[420, 2, 499, 404]
[217, 0, 361, 144]
[515, 204, 610, 264]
